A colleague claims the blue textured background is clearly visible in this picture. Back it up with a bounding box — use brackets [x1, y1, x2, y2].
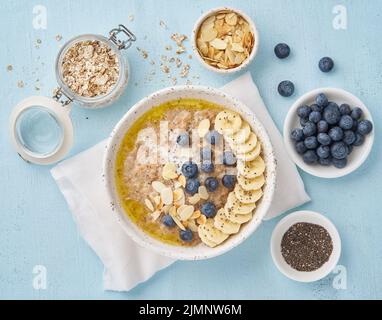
[0, 0, 381, 299]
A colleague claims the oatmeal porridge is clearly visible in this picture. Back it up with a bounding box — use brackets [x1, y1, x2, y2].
[115, 99, 266, 247]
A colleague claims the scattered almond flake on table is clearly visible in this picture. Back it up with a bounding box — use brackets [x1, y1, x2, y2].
[128, 14, 135, 22]
[171, 33, 188, 54]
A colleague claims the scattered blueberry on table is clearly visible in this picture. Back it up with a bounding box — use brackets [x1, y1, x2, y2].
[319, 57, 334, 73]
[278, 80, 295, 97]
[274, 43, 290, 59]
[292, 92, 373, 168]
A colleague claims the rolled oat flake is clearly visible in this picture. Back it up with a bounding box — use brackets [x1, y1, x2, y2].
[281, 222, 333, 272]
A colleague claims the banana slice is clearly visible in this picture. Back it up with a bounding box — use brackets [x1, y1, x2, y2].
[230, 132, 258, 155]
[214, 209, 241, 235]
[225, 121, 251, 145]
[237, 156, 266, 179]
[237, 174, 265, 191]
[199, 219, 229, 245]
[198, 226, 218, 248]
[224, 209, 253, 224]
[234, 184, 263, 204]
[215, 110, 242, 135]
[236, 142, 262, 162]
[225, 192, 256, 215]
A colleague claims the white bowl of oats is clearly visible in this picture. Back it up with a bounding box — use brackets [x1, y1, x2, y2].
[192, 7, 259, 74]
[103, 86, 276, 260]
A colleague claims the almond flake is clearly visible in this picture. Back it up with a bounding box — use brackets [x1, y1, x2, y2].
[188, 194, 201, 205]
[151, 211, 161, 221]
[201, 28, 218, 42]
[198, 119, 211, 138]
[178, 175, 187, 188]
[191, 210, 202, 220]
[210, 38, 227, 50]
[173, 188, 185, 202]
[198, 186, 209, 200]
[225, 13, 238, 26]
[172, 215, 186, 231]
[197, 215, 207, 225]
[231, 43, 244, 52]
[144, 199, 155, 212]
[161, 187, 173, 205]
[177, 205, 195, 221]
[152, 181, 166, 193]
[187, 220, 198, 232]
[162, 163, 178, 180]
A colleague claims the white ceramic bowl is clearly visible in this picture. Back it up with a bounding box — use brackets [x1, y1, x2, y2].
[271, 210, 341, 283]
[103, 86, 276, 260]
[284, 88, 374, 179]
[192, 7, 259, 74]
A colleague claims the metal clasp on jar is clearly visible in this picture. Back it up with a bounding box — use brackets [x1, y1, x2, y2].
[109, 24, 136, 50]
[53, 88, 73, 106]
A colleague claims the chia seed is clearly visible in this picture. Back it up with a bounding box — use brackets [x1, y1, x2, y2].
[281, 222, 333, 272]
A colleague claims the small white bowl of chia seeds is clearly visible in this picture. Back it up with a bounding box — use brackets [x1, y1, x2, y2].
[271, 210, 341, 283]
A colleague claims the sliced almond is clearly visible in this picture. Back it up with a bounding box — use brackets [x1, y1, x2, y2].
[225, 12, 238, 26]
[201, 28, 218, 42]
[197, 214, 207, 225]
[210, 38, 227, 50]
[187, 220, 198, 232]
[177, 205, 195, 221]
[144, 199, 154, 212]
[198, 119, 211, 138]
[188, 193, 201, 205]
[191, 210, 202, 220]
[151, 210, 161, 221]
[161, 187, 173, 205]
[173, 188, 185, 202]
[178, 175, 187, 188]
[198, 186, 209, 200]
[171, 214, 186, 231]
[152, 181, 166, 193]
[162, 163, 178, 180]
[231, 43, 244, 52]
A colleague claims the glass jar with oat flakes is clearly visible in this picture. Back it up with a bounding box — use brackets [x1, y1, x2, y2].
[10, 25, 136, 165]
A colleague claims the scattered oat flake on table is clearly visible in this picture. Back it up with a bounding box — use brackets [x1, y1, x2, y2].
[55, 34, 62, 42]
[165, 45, 172, 51]
[6, 65, 13, 72]
[137, 47, 149, 59]
[161, 65, 170, 74]
[128, 15, 135, 22]
[17, 81, 24, 88]
[159, 20, 168, 29]
[180, 64, 190, 78]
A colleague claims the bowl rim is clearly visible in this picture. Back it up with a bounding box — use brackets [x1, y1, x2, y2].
[270, 210, 342, 283]
[191, 6, 260, 74]
[103, 85, 276, 260]
[283, 87, 375, 179]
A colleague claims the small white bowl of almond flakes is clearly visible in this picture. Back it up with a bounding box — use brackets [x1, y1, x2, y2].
[192, 7, 259, 74]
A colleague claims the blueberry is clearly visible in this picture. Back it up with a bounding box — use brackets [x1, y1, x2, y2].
[309, 111, 322, 124]
[347, 144, 353, 155]
[291, 128, 304, 142]
[328, 127, 344, 142]
[353, 133, 365, 146]
[205, 130, 221, 145]
[316, 145, 330, 159]
[200, 147, 212, 162]
[185, 178, 200, 195]
[205, 177, 219, 192]
[357, 120, 373, 135]
[302, 121, 317, 137]
[201, 162, 214, 173]
[180, 229, 193, 242]
[176, 133, 189, 146]
[274, 43, 290, 59]
[162, 215, 176, 228]
[319, 57, 334, 73]
[317, 133, 332, 146]
[339, 115, 354, 130]
[351, 120, 359, 132]
[316, 93, 329, 108]
[311, 104, 324, 113]
[317, 120, 329, 133]
[222, 151, 237, 166]
[303, 150, 318, 164]
[181, 161, 198, 178]
[339, 104, 351, 115]
[323, 104, 341, 125]
[319, 157, 332, 166]
[351, 107, 363, 120]
[201, 202, 217, 218]
[331, 142, 348, 160]
[300, 117, 310, 127]
[278, 80, 295, 97]
[222, 175, 236, 190]
[295, 141, 307, 154]
[297, 105, 312, 119]
[304, 136, 319, 150]
[343, 130, 356, 145]
[332, 158, 347, 169]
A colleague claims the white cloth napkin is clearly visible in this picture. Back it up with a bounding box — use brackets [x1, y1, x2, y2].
[51, 72, 310, 292]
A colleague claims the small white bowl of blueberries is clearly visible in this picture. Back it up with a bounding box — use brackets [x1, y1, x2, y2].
[284, 88, 374, 178]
